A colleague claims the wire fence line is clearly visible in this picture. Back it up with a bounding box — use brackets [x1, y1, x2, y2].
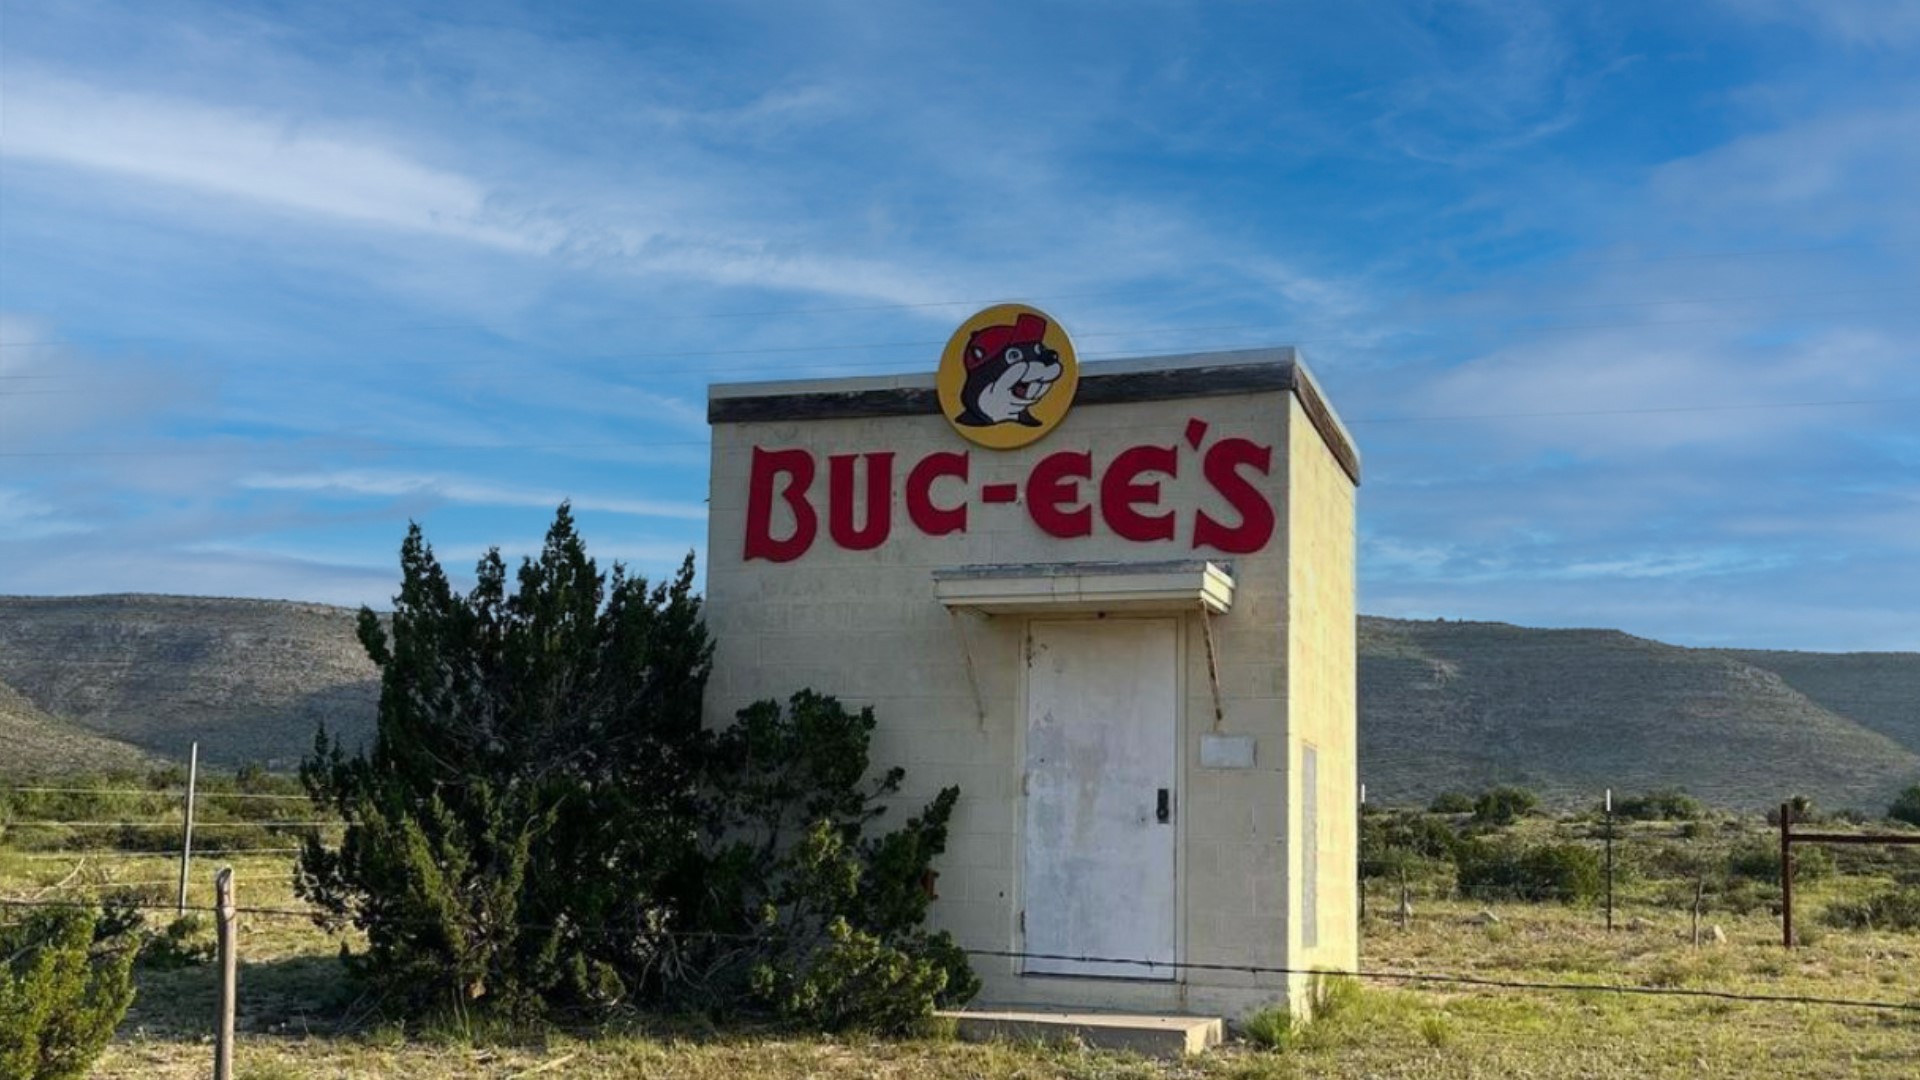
[8, 848, 306, 860]
[5, 814, 336, 822]
[3, 786, 312, 801]
[2, 892, 1917, 1017]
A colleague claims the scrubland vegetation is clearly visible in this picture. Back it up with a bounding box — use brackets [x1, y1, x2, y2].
[6, 784, 1920, 1078]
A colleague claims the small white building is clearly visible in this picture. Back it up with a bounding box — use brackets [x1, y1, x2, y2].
[702, 307, 1359, 1017]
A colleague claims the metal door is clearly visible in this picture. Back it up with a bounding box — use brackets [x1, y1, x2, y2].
[1022, 618, 1178, 979]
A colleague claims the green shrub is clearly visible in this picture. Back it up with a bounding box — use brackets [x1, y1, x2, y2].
[1361, 812, 1459, 876]
[1241, 976, 1362, 1053]
[1614, 790, 1703, 822]
[1427, 792, 1476, 814]
[1728, 841, 1830, 883]
[1471, 787, 1539, 826]
[1888, 786, 1920, 829]
[1242, 1006, 1298, 1051]
[1308, 973, 1362, 1021]
[298, 508, 972, 1029]
[1823, 886, 1920, 931]
[673, 691, 977, 1017]
[1454, 839, 1601, 903]
[137, 915, 215, 970]
[0, 906, 138, 1080]
[1766, 796, 1819, 827]
[749, 917, 951, 1034]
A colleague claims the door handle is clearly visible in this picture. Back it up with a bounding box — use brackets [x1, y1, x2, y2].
[1156, 788, 1171, 824]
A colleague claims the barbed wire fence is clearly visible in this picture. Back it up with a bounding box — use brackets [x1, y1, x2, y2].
[0, 747, 339, 914]
[8, 783, 1920, 1071]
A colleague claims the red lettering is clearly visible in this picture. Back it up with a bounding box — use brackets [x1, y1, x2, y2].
[1027, 450, 1093, 537]
[906, 451, 969, 536]
[1194, 437, 1275, 554]
[1100, 444, 1177, 542]
[828, 452, 894, 550]
[745, 447, 818, 562]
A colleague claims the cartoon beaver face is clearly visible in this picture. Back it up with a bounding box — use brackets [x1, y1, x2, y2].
[955, 313, 1064, 427]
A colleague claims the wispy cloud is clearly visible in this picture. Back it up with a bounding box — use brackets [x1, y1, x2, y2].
[3, 72, 545, 251]
[1715, 0, 1920, 48]
[238, 470, 708, 521]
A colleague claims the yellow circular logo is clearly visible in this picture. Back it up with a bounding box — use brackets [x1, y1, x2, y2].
[936, 303, 1078, 450]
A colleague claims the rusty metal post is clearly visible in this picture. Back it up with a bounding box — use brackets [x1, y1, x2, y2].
[1779, 801, 1793, 950]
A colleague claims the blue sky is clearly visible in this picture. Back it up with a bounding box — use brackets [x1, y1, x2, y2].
[2, 0, 1917, 651]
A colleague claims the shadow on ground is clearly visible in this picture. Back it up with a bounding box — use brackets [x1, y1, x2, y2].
[122, 953, 364, 1041]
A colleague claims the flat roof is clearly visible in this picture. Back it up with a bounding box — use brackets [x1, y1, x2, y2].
[706, 346, 1359, 485]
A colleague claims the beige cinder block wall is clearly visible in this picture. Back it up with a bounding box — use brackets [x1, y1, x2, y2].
[703, 349, 1359, 1018]
[1285, 386, 1361, 1009]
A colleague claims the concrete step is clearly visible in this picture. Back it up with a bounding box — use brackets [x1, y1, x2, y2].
[937, 1006, 1225, 1057]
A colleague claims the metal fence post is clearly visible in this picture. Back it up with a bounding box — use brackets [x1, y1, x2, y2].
[214, 866, 237, 1080]
[1357, 784, 1367, 925]
[1779, 801, 1794, 950]
[177, 742, 199, 915]
[1604, 788, 1614, 932]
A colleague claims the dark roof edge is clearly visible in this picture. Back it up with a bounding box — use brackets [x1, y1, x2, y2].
[707, 347, 1358, 485]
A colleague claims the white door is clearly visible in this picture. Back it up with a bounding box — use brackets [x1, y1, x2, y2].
[1023, 618, 1178, 979]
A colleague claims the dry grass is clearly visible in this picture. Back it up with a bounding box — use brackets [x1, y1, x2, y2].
[3, 850, 1913, 1078]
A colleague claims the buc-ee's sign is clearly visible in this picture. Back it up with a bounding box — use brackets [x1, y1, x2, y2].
[743, 304, 1276, 562]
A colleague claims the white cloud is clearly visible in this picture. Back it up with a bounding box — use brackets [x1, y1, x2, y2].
[1412, 325, 1907, 456]
[1715, 0, 1920, 47]
[1652, 106, 1920, 236]
[2, 72, 550, 252]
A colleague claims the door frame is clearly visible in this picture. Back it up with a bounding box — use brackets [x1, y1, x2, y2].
[1013, 612, 1188, 982]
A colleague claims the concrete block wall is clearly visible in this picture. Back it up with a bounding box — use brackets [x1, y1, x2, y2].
[705, 359, 1356, 1019]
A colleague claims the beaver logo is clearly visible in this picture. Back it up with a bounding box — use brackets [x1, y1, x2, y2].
[954, 313, 1063, 427]
[937, 304, 1078, 449]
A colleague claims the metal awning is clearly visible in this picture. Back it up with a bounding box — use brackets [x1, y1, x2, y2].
[932, 559, 1235, 615]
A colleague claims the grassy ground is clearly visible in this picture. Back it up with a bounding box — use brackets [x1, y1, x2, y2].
[7, 824, 1920, 1078]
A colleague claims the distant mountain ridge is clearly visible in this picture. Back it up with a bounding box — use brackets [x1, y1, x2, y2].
[1, 596, 1916, 810]
[1358, 617, 1920, 811]
[0, 594, 377, 769]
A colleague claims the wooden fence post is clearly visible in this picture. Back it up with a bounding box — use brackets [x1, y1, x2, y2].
[177, 742, 199, 915]
[214, 866, 237, 1080]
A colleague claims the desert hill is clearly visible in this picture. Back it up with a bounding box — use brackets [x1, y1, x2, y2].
[0, 595, 377, 769]
[1358, 617, 1920, 811]
[1, 596, 1916, 810]
[0, 675, 154, 776]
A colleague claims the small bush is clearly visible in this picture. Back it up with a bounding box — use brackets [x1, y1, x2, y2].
[0, 906, 138, 1080]
[1427, 792, 1476, 814]
[1614, 790, 1703, 822]
[1243, 1006, 1297, 1051]
[1308, 973, 1361, 1021]
[1471, 787, 1539, 826]
[1728, 841, 1830, 883]
[1888, 785, 1920, 829]
[1241, 975, 1361, 1052]
[1766, 796, 1820, 827]
[1419, 1013, 1453, 1049]
[1361, 812, 1459, 876]
[749, 918, 953, 1034]
[1454, 839, 1601, 903]
[138, 915, 215, 970]
[1823, 886, 1920, 931]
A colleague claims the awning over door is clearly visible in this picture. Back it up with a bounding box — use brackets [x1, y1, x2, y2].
[932, 559, 1235, 615]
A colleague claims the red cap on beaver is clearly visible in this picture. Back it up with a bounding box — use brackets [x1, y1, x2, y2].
[964, 313, 1049, 370]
